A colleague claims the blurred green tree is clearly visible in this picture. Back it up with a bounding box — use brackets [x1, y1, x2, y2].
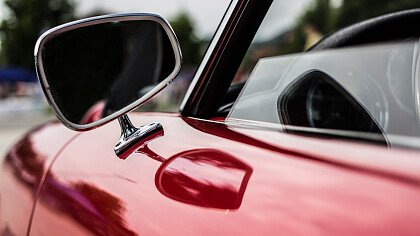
[286, 0, 420, 53]
[302, 0, 334, 34]
[287, 0, 333, 52]
[169, 12, 202, 68]
[0, 0, 75, 69]
[336, 0, 420, 28]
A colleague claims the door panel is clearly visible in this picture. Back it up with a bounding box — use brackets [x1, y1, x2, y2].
[0, 122, 77, 236]
[30, 113, 420, 235]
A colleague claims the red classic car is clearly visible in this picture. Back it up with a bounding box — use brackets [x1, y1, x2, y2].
[2, 0, 420, 235]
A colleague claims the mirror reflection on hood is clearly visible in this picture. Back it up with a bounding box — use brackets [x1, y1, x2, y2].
[155, 149, 253, 210]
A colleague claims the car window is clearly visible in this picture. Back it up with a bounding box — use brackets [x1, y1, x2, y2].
[225, 0, 420, 148]
[227, 41, 420, 147]
[232, 0, 420, 84]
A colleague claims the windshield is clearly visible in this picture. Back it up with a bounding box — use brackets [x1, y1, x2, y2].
[227, 40, 420, 148]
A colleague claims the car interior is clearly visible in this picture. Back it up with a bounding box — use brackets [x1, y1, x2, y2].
[217, 9, 420, 134]
[277, 70, 383, 134]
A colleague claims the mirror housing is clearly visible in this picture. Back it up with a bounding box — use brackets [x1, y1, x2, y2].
[35, 13, 182, 131]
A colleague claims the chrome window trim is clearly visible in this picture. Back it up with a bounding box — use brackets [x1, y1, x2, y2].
[415, 38, 420, 124]
[35, 13, 182, 131]
[226, 118, 391, 146]
[179, 0, 238, 111]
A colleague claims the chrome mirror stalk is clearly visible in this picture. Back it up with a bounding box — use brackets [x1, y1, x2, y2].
[115, 114, 163, 157]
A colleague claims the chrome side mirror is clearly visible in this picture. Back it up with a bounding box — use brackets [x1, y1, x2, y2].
[35, 14, 182, 156]
[35, 13, 181, 130]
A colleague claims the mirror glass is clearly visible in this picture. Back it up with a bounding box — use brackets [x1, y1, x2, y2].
[38, 18, 178, 127]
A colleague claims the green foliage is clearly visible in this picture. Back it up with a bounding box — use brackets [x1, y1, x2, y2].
[286, 0, 334, 53]
[288, 24, 307, 53]
[288, 0, 420, 53]
[302, 0, 334, 34]
[169, 12, 202, 68]
[336, 0, 420, 28]
[242, 0, 420, 76]
[0, 0, 75, 69]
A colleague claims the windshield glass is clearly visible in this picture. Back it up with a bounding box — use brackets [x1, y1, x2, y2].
[233, 0, 420, 84]
[227, 40, 420, 148]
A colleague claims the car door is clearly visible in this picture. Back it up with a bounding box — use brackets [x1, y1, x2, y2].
[27, 114, 420, 235]
[28, 0, 420, 235]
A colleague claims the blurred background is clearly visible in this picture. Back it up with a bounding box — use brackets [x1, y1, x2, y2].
[0, 0, 419, 158]
[234, 0, 420, 83]
[0, 0, 230, 158]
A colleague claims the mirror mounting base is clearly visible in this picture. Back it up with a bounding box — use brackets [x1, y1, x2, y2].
[115, 114, 163, 158]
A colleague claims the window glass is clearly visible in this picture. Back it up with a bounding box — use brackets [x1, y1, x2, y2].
[233, 0, 420, 84]
[226, 0, 420, 147]
[227, 41, 420, 147]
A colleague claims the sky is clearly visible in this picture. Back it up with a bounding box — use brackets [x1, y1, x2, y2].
[254, 0, 312, 41]
[73, 0, 231, 38]
[0, 0, 319, 39]
[73, 0, 314, 39]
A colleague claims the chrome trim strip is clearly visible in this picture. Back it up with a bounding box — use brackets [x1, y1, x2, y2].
[414, 39, 420, 126]
[226, 118, 390, 146]
[179, 0, 238, 111]
[35, 13, 182, 131]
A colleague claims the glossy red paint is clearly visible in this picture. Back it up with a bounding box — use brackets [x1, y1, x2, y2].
[23, 113, 420, 235]
[80, 101, 105, 125]
[0, 121, 77, 235]
[155, 149, 252, 209]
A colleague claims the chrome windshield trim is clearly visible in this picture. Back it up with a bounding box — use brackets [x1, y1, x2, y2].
[226, 118, 391, 146]
[179, 0, 238, 111]
[414, 38, 420, 124]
